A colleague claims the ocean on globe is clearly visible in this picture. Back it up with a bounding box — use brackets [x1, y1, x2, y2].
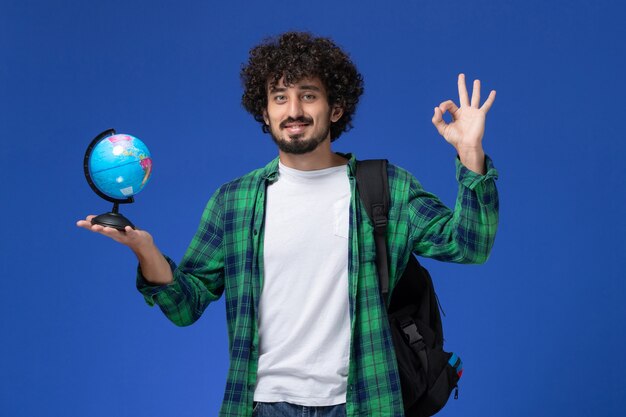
[88, 134, 153, 200]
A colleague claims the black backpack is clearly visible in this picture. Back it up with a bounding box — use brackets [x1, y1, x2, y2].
[356, 159, 464, 417]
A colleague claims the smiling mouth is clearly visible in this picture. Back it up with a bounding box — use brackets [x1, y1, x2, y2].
[283, 123, 309, 134]
[280, 117, 313, 133]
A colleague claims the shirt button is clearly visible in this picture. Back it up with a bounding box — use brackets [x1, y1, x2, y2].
[253, 229, 258, 235]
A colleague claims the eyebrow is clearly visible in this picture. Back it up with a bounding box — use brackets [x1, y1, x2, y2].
[298, 84, 322, 92]
[268, 84, 322, 93]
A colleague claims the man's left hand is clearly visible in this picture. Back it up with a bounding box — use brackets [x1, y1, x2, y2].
[431, 73, 496, 174]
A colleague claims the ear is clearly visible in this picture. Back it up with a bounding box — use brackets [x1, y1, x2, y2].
[262, 109, 269, 125]
[330, 105, 344, 123]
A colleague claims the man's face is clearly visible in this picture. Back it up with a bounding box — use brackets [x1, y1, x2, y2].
[264, 77, 343, 155]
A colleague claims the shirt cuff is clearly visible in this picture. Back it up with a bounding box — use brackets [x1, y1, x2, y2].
[136, 254, 179, 306]
[455, 154, 499, 190]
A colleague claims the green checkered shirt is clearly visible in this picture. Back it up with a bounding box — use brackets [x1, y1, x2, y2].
[137, 153, 499, 417]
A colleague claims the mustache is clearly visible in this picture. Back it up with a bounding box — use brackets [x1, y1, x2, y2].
[279, 116, 313, 129]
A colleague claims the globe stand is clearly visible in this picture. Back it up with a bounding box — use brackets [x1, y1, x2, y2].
[91, 200, 136, 231]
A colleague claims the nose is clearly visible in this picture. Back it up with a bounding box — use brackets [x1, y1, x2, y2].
[287, 96, 304, 119]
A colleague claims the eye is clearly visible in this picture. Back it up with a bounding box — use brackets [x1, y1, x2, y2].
[273, 95, 287, 103]
[302, 94, 316, 101]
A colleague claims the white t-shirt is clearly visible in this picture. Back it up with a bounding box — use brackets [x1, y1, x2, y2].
[253, 161, 351, 406]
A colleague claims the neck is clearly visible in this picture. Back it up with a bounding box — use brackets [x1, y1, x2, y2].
[278, 138, 347, 171]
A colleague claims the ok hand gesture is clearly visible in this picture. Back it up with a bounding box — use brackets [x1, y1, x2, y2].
[431, 74, 496, 174]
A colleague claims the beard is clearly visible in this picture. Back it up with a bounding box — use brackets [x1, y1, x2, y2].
[268, 116, 331, 155]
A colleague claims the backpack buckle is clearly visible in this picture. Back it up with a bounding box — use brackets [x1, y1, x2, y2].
[372, 204, 388, 228]
[401, 322, 429, 373]
[401, 322, 423, 346]
[374, 217, 388, 228]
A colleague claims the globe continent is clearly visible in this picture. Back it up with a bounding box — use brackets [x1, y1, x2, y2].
[88, 134, 153, 200]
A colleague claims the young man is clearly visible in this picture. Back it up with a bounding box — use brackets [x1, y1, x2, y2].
[77, 32, 498, 417]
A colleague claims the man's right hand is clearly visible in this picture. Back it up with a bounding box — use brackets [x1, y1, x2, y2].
[76, 215, 174, 285]
[76, 215, 153, 250]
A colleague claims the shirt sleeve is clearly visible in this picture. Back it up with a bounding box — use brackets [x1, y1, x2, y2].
[136, 188, 226, 326]
[408, 155, 499, 263]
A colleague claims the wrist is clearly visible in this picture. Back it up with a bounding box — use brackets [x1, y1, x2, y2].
[134, 243, 174, 285]
[456, 147, 486, 175]
[132, 241, 157, 262]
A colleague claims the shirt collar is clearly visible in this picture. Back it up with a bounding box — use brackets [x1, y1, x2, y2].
[261, 152, 357, 182]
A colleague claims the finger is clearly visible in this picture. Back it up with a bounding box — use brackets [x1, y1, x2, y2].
[97, 224, 116, 235]
[124, 226, 139, 237]
[76, 215, 96, 223]
[99, 225, 130, 242]
[480, 90, 497, 113]
[76, 220, 90, 229]
[83, 222, 107, 234]
[471, 79, 481, 107]
[431, 107, 447, 136]
[76, 215, 97, 230]
[438, 100, 460, 119]
[457, 73, 470, 107]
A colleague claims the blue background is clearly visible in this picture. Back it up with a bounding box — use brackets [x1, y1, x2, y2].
[1, 1, 624, 416]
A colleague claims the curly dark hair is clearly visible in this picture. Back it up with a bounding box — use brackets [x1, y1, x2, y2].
[240, 31, 364, 141]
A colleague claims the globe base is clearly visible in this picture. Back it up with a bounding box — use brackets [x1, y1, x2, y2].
[91, 212, 136, 231]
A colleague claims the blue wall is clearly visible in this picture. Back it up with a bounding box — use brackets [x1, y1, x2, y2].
[1, 1, 624, 416]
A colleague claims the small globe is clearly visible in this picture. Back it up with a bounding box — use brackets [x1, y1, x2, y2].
[87, 133, 153, 200]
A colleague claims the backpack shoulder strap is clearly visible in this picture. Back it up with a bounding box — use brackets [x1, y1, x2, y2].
[356, 159, 390, 305]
